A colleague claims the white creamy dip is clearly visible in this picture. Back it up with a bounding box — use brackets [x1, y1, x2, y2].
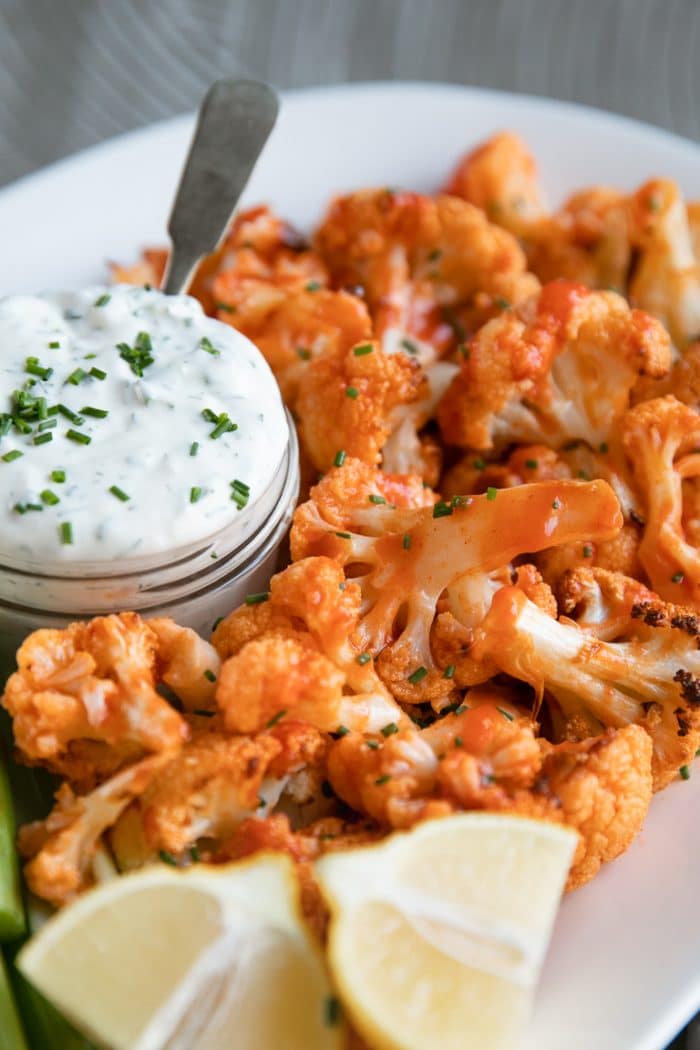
[0, 285, 288, 566]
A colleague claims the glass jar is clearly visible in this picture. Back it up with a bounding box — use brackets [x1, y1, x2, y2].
[0, 413, 299, 670]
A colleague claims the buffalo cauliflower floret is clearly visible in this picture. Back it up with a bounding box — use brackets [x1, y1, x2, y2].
[148, 617, 220, 713]
[214, 557, 406, 734]
[293, 470, 622, 705]
[381, 360, 459, 484]
[621, 395, 700, 606]
[315, 188, 539, 362]
[633, 341, 700, 408]
[442, 131, 545, 237]
[253, 288, 372, 405]
[295, 338, 424, 472]
[18, 754, 168, 906]
[527, 187, 631, 291]
[472, 585, 700, 789]
[2, 613, 188, 789]
[628, 179, 700, 349]
[438, 280, 671, 452]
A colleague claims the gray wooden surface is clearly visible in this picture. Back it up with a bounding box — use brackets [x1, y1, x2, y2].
[0, 1, 698, 1047]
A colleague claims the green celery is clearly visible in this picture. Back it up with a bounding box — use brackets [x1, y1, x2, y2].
[0, 951, 28, 1049]
[0, 757, 24, 939]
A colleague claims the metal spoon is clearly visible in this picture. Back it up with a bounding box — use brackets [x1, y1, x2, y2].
[161, 78, 279, 296]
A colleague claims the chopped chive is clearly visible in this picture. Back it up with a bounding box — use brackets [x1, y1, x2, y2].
[25, 357, 53, 380]
[210, 413, 238, 440]
[454, 704, 468, 715]
[432, 500, 453, 518]
[83, 353, 97, 360]
[454, 735, 463, 747]
[199, 336, 220, 356]
[202, 408, 219, 423]
[333, 449, 346, 467]
[335, 725, 350, 738]
[48, 340, 60, 349]
[486, 486, 498, 500]
[381, 722, 399, 737]
[189, 486, 203, 504]
[375, 774, 392, 785]
[33, 432, 53, 446]
[494, 296, 510, 309]
[403, 533, 412, 550]
[552, 498, 561, 510]
[216, 301, 236, 313]
[671, 571, 685, 583]
[680, 764, 691, 780]
[14, 503, 42, 514]
[305, 280, 322, 292]
[66, 367, 87, 385]
[368, 494, 386, 505]
[408, 665, 428, 685]
[109, 485, 130, 502]
[266, 709, 287, 728]
[353, 343, 374, 356]
[57, 404, 84, 425]
[89, 366, 107, 380]
[582, 544, 593, 558]
[443, 664, 456, 679]
[203, 669, 217, 683]
[357, 652, 372, 665]
[366, 740, 380, 750]
[38, 418, 57, 432]
[458, 343, 471, 358]
[94, 293, 111, 307]
[118, 330, 155, 377]
[496, 706, 515, 722]
[346, 386, 359, 399]
[60, 521, 73, 545]
[245, 592, 270, 605]
[400, 338, 419, 354]
[81, 406, 109, 418]
[159, 850, 178, 866]
[524, 458, 538, 469]
[599, 442, 609, 454]
[40, 489, 60, 506]
[296, 346, 312, 361]
[334, 531, 352, 539]
[190, 846, 201, 862]
[473, 457, 486, 470]
[231, 478, 250, 509]
[427, 248, 442, 262]
[189, 442, 199, 457]
[65, 428, 91, 445]
[50, 469, 66, 483]
[2, 449, 23, 463]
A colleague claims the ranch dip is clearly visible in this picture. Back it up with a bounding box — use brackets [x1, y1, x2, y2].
[0, 284, 288, 566]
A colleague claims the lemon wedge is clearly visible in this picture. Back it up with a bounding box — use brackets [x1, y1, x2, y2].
[17, 853, 342, 1050]
[315, 813, 577, 1050]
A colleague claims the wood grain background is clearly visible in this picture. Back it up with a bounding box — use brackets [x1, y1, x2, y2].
[0, 1, 698, 1046]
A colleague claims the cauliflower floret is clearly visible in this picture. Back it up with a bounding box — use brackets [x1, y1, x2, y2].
[214, 557, 406, 734]
[381, 360, 459, 484]
[628, 179, 700, 349]
[527, 187, 631, 291]
[2, 613, 188, 789]
[316, 189, 539, 362]
[442, 443, 573, 500]
[438, 280, 671, 452]
[293, 471, 622, 705]
[471, 585, 700, 789]
[253, 288, 372, 405]
[633, 341, 700, 408]
[442, 131, 545, 237]
[621, 396, 700, 606]
[555, 566, 661, 640]
[295, 338, 424, 472]
[533, 726, 652, 889]
[148, 617, 220, 713]
[18, 754, 168, 906]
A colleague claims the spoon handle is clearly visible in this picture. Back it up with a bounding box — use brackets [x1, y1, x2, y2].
[162, 79, 279, 296]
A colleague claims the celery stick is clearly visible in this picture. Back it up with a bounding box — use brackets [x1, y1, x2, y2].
[0, 757, 24, 940]
[0, 950, 28, 1049]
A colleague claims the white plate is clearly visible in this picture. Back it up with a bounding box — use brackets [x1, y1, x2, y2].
[1, 82, 699, 1050]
